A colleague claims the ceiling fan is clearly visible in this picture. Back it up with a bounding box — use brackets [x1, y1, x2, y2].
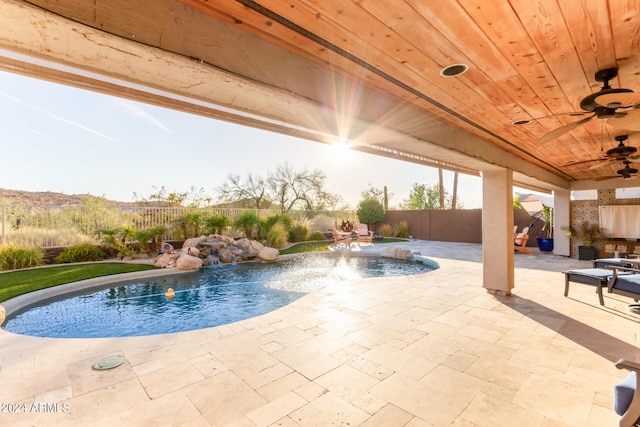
[513, 68, 640, 145]
[565, 134, 640, 170]
[595, 159, 640, 181]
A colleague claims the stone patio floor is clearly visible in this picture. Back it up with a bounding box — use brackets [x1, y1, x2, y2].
[0, 240, 638, 426]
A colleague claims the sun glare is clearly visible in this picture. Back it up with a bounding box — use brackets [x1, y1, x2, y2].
[335, 138, 350, 152]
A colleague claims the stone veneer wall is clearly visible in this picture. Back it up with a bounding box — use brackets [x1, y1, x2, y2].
[569, 189, 640, 258]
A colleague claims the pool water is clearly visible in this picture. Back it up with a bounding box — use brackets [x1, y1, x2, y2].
[3, 255, 436, 338]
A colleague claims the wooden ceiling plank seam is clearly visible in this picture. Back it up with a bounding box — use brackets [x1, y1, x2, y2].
[457, 0, 576, 131]
[179, 0, 455, 128]
[557, 0, 617, 77]
[187, 0, 576, 177]
[230, 1, 520, 131]
[402, 0, 516, 80]
[508, 0, 593, 111]
[185, 0, 474, 122]
[608, 0, 640, 87]
[349, 0, 514, 103]
[255, 0, 504, 122]
[464, 0, 598, 129]
[186, 1, 547, 170]
[247, 0, 550, 168]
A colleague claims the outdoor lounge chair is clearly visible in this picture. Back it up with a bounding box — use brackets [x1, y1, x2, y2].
[614, 359, 640, 427]
[330, 228, 351, 250]
[514, 226, 532, 254]
[607, 266, 640, 306]
[356, 224, 374, 246]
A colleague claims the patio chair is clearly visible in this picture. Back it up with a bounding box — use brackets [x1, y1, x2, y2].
[614, 359, 640, 427]
[356, 224, 374, 246]
[330, 228, 351, 250]
[514, 226, 532, 254]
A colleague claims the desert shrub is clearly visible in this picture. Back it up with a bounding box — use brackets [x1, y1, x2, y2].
[171, 215, 191, 240]
[54, 243, 106, 264]
[101, 227, 136, 258]
[308, 231, 327, 240]
[234, 211, 261, 239]
[394, 221, 409, 238]
[378, 224, 393, 237]
[134, 225, 167, 256]
[267, 223, 288, 249]
[204, 214, 231, 235]
[264, 214, 293, 232]
[288, 224, 309, 243]
[185, 211, 206, 237]
[0, 244, 44, 271]
[309, 214, 338, 234]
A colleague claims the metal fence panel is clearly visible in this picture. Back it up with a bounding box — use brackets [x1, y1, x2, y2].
[0, 205, 353, 247]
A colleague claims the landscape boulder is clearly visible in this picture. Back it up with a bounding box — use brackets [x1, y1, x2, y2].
[182, 246, 200, 258]
[217, 248, 234, 264]
[183, 236, 206, 248]
[258, 247, 279, 261]
[235, 238, 264, 256]
[176, 253, 203, 270]
[211, 234, 235, 244]
[154, 252, 180, 268]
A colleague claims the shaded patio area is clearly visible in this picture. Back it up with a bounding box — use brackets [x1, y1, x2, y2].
[0, 241, 637, 426]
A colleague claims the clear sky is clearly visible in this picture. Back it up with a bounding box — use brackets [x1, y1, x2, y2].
[0, 70, 483, 209]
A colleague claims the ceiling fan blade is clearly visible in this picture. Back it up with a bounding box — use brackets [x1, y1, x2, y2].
[512, 111, 591, 125]
[536, 115, 595, 145]
[595, 92, 640, 108]
[608, 109, 640, 131]
[588, 160, 616, 170]
[592, 175, 640, 181]
[564, 158, 606, 167]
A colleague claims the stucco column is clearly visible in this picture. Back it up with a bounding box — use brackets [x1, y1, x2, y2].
[482, 169, 514, 295]
[553, 189, 570, 256]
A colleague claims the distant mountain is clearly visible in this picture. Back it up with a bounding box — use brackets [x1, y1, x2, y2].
[0, 188, 126, 206]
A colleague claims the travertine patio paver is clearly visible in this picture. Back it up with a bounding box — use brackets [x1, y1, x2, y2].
[0, 241, 637, 426]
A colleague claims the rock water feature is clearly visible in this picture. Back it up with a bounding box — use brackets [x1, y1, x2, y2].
[153, 234, 280, 270]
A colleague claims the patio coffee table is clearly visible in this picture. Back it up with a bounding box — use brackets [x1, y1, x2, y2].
[564, 268, 614, 306]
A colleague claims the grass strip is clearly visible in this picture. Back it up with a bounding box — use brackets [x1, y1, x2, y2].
[278, 238, 407, 255]
[0, 263, 157, 303]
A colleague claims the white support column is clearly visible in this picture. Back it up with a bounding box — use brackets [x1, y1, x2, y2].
[482, 169, 514, 295]
[553, 189, 570, 256]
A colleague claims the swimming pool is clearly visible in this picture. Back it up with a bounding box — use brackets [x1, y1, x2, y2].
[2, 254, 437, 338]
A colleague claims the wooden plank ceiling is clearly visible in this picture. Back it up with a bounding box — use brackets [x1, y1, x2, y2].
[12, 0, 640, 184]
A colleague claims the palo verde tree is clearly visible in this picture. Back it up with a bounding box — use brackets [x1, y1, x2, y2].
[360, 183, 393, 208]
[402, 183, 463, 210]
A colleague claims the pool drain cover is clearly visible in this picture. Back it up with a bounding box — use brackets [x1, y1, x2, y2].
[92, 354, 127, 370]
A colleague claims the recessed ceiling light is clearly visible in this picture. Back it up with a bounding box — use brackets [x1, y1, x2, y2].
[440, 64, 469, 77]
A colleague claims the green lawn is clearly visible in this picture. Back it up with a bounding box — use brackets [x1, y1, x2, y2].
[0, 263, 157, 303]
[278, 238, 407, 255]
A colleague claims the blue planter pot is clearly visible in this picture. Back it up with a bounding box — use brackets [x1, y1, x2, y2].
[536, 237, 554, 252]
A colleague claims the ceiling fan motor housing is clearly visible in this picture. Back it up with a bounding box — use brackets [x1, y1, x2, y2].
[580, 88, 633, 111]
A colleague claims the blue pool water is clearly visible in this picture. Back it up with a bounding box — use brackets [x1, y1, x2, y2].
[3, 255, 436, 338]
